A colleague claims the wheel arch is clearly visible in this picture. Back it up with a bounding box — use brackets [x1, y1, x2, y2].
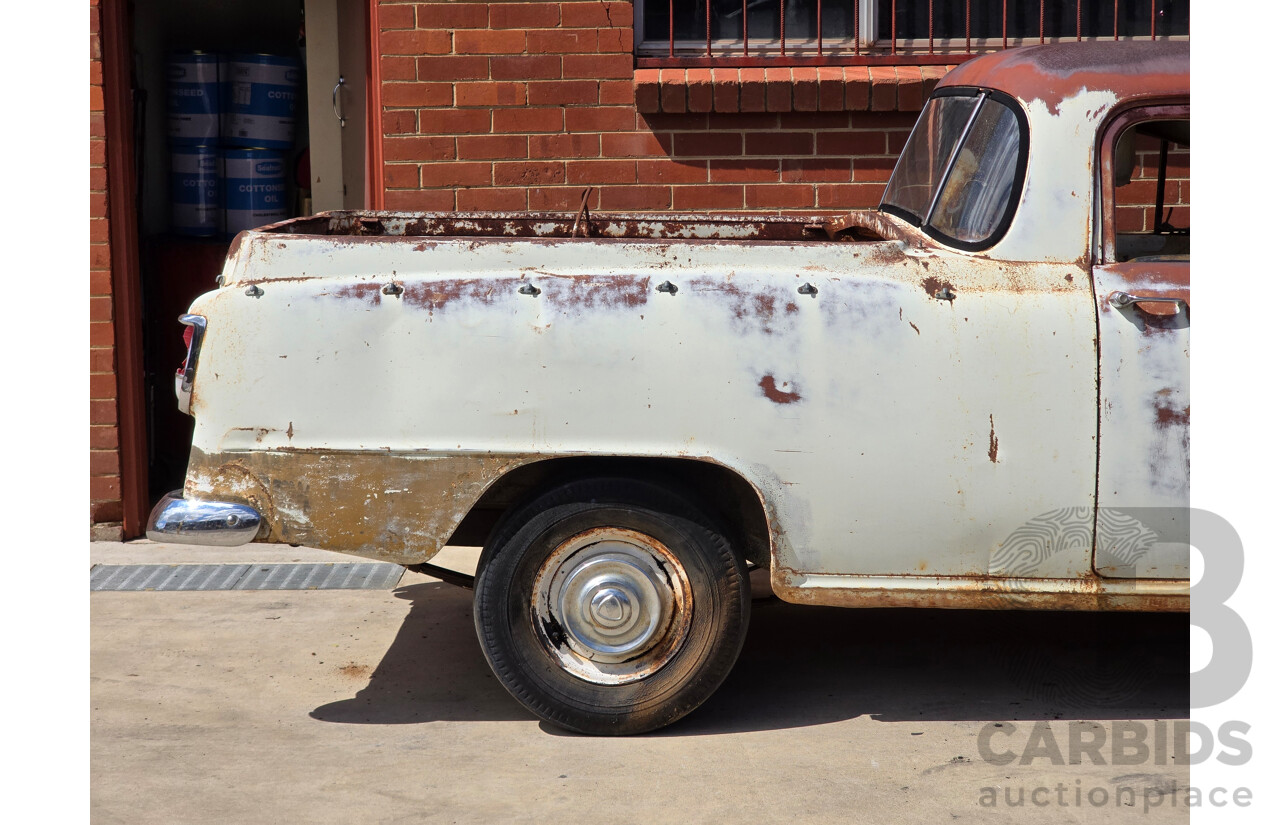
[447, 456, 773, 568]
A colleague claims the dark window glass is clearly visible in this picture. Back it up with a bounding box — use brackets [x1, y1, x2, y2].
[879, 0, 1189, 41]
[640, 1, 1187, 54]
[644, 1, 860, 46]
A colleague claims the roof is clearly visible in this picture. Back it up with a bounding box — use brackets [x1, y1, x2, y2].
[936, 41, 1189, 113]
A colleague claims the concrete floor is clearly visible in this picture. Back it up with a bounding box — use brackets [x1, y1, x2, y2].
[91, 541, 1190, 824]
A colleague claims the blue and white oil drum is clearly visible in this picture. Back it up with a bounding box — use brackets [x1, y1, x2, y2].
[222, 54, 301, 150]
[223, 149, 288, 236]
[169, 145, 220, 237]
[167, 51, 220, 145]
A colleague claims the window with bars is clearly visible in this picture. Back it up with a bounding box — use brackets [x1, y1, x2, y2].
[635, 1, 1189, 64]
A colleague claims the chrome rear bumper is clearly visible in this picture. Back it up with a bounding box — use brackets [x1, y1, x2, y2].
[146, 491, 262, 546]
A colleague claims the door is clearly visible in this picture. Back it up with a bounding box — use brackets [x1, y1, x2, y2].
[304, 0, 367, 210]
[1093, 105, 1191, 579]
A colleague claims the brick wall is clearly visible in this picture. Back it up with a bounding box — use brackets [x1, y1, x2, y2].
[90, 0, 123, 531]
[1115, 136, 1191, 233]
[378, 1, 925, 214]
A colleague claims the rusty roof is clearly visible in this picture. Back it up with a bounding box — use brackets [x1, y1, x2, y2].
[937, 41, 1189, 112]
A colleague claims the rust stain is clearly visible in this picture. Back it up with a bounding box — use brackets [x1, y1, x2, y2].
[330, 282, 384, 306]
[540, 274, 651, 311]
[230, 426, 274, 444]
[224, 230, 248, 265]
[921, 275, 955, 299]
[243, 274, 322, 287]
[775, 584, 1186, 612]
[988, 415, 999, 463]
[286, 421, 294, 441]
[909, 321, 920, 335]
[690, 278, 789, 334]
[770, 566, 1187, 612]
[1154, 404, 1190, 428]
[759, 375, 802, 405]
[338, 663, 370, 679]
[401, 278, 502, 312]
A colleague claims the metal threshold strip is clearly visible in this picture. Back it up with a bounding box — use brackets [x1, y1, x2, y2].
[89, 562, 405, 592]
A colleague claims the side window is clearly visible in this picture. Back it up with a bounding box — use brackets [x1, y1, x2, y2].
[1110, 118, 1190, 262]
[881, 90, 1027, 251]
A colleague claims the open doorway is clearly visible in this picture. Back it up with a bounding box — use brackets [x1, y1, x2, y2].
[106, 0, 371, 534]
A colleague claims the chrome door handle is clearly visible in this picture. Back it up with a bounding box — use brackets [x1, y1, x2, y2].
[1108, 291, 1186, 312]
[332, 75, 347, 127]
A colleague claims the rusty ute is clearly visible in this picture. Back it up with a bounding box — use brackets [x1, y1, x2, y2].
[149, 42, 1191, 735]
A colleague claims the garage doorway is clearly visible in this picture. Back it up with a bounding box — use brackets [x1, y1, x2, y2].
[102, 0, 377, 535]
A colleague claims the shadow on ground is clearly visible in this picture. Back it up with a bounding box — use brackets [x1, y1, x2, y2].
[311, 580, 1188, 735]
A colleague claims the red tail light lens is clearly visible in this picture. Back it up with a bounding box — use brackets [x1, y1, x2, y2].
[180, 324, 195, 374]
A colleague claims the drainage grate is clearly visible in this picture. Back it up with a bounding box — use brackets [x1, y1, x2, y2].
[89, 563, 405, 592]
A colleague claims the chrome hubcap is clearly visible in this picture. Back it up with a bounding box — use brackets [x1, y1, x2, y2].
[533, 528, 692, 685]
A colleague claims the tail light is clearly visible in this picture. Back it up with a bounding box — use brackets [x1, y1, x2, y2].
[175, 314, 207, 416]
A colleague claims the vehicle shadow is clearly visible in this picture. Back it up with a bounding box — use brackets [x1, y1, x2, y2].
[310, 582, 529, 725]
[311, 580, 1188, 735]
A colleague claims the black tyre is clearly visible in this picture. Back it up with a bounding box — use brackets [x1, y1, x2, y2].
[473, 478, 750, 735]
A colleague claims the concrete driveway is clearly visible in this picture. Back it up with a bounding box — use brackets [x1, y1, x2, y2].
[91, 542, 1190, 824]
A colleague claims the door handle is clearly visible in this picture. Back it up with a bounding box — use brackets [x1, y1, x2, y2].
[1108, 291, 1186, 312]
[331, 75, 347, 128]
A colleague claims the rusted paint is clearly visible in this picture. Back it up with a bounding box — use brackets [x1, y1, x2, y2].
[276, 210, 849, 242]
[184, 447, 535, 563]
[988, 414, 999, 463]
[688, 278, 789, 334]
[770, 571, 1187, 612]
[821, 209, 928, 245]
[758, 375, 801, 405]
[224, 230, 249, 265]
[937, 41, 1189, 116]
[330, 282, 384, 306]
[539, 274, 651, 312]
[920, 274, 955, 298]
[400, 278, 503, 312]
[1093, 258, 1189, 580]
[1154, 404, 1190, 428]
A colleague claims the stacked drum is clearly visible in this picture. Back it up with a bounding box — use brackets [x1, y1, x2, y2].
[167, 51, 300, 238]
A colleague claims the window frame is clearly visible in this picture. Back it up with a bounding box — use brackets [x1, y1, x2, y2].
[880, 86, 1029, 252]
[1095, 101, 1192, 265]
[632, 1, 1189, 64]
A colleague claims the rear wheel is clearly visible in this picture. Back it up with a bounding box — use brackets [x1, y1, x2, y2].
[473, 479, 750, 735]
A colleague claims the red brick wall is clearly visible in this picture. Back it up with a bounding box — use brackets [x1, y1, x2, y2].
[377, 1, 920, 213]
[90, 0, 123, 528]
[1115, 136, 1191, 233]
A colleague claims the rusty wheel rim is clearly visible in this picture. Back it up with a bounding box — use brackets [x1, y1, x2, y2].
[532, 528, 693, 686]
